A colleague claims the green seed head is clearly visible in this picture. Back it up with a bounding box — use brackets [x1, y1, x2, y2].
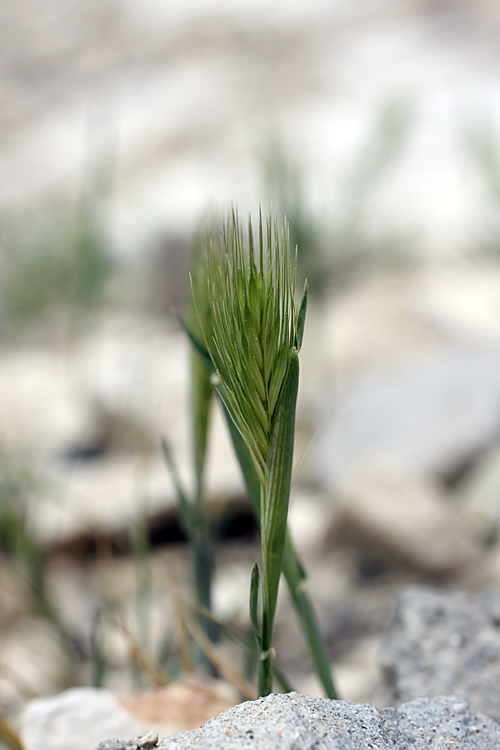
[193, 208, 305, 484]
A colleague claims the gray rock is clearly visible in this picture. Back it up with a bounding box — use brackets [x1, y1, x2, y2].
[329, 464, 480, 572]
[97, 693, 500, 750]
[380, 586, 500, 723]
[316, 346, 500, 487]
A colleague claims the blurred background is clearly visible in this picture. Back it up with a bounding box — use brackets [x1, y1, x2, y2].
[3, 0, 500, 745]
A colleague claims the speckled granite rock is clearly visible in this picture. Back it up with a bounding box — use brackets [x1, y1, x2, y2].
[380, 586, 500, 723]
[95, 693, 500, 750]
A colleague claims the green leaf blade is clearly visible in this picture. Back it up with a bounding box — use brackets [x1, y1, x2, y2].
[261, 349, 300, 652]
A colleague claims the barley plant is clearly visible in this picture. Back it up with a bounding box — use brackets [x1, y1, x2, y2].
[191, 208, 334, 697]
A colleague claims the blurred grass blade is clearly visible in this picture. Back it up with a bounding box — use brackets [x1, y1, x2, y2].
[161, 438, 213, 652]
[184, 612, 257, 700]
[194, 602, 255, 654]
[187, 229, 217, 637]
[188, 233, 215, 499]
[0, 470, 82, 667]
[160, 437, 192, 535]
[2, 195, 112, 336]
[166, 567, 195, 675]
[90, 610, 106, 688]
[131, 483, 151, 656]
[118, 619, 170, 687]
[162, 406, 214, 645]
[191, 349, 214, 495]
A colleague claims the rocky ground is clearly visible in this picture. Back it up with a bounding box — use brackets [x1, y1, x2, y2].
[96, 694, 500, 750]
[2, 264, 500, 749]
[2, 0, 500, 254]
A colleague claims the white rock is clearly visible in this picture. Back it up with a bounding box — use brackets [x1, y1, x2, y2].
[314, 273, 440, 386]
[316, 345, 500, 487]
[413, 265, 500, 344]
[22, 688, 147, 750]
[330, 463, 480, 572]
[22, 681, 238, 750]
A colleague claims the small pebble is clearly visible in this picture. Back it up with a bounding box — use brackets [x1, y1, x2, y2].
[138, 732, 159, 748]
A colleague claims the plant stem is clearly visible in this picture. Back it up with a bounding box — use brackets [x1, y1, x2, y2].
[222, 387, 338, 698]
[257, 350, 299, 695]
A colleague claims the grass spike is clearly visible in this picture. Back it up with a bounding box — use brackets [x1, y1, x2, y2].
[193, 208, 302, 696]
